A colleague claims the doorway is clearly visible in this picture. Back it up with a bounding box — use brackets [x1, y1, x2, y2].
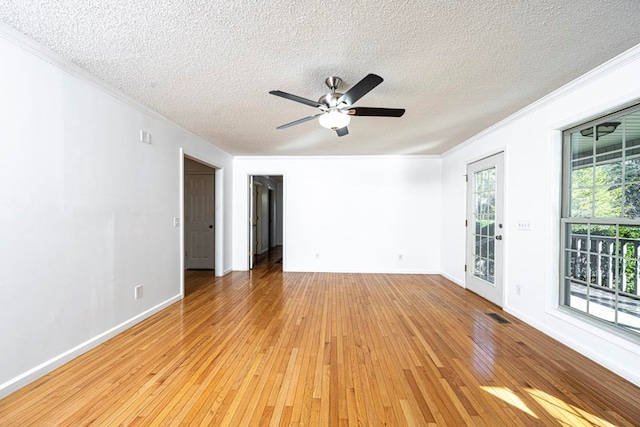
[249, 175, 283, 270]
[466, 152, 505, 307]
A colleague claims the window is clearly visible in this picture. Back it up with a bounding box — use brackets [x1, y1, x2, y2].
[561, 104, 640, 337]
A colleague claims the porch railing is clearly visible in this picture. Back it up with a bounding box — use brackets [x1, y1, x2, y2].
[568, 234, 640, 296]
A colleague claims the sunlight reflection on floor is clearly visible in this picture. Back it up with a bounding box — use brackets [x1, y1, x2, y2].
[481, 386, 617, 426]
[480, 386, 537, 418]
[526, 388, 616, 427]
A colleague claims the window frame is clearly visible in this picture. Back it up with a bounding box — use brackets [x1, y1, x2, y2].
[560, 102, 640, 340]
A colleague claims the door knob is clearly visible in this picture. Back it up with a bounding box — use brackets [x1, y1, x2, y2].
[495, 235, 503, 240]
[209, 225, 213, 229]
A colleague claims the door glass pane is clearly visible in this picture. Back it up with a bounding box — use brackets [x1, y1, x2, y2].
[472, 167, 496, 284]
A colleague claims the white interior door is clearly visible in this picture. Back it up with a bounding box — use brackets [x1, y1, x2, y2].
[466, 152, 504, 307]
[185, 173, 215, 269]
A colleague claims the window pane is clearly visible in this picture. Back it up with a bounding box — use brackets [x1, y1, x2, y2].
[599, 256, 615, 288]
[567, 224, 588, 282]
[488, 237, 495, 260]
[588, 225, 616, 289]
[624, 183, 640, 219]
[568, 281, 588, 313]
[588, 288, 617, 323]
[485, 168, 495, 191]
[617, 293, 640, 334]
[571, 166, 592, 188]
[590, 224, 616, 238]
[571, 132, 593, 160]
[593, 185, 622, 217]
[474, 234, 482, 256]
[571, 188, 592, 217]
[618, 226, 640, 295]
[625, 158, 640, 182]
[475, 171, 483, 192]
[570, 251, 588, 282]
[625, 111, 640, 151]
[474, 256, 487, 281]
[589, 253, 599, 285]
[594, 162, 622, 185]
[595, 121, 623, 154]
[569, 223, 588, 249]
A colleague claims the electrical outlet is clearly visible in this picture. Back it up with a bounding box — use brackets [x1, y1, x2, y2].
[173, 217, 180, 227]
[515, 284, 522, 296]
[134, 285, 143, 299]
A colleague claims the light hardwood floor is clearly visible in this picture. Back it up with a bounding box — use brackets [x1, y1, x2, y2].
[1, 248, 639, 426]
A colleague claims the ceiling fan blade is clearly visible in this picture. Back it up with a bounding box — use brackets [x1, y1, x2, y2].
[347, 107, 405, 117]
[276, 114, 321, 129]
[338, 74, 384, 106]
[336, 126, 349, 137]
[269, 90, 323, 108]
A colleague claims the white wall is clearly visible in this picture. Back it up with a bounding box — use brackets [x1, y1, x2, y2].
[233, 156, 442, 273]
[440, 45, 640, 386]
[0, 28, 233, 397]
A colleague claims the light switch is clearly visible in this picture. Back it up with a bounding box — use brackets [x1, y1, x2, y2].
[517, 219, 531, 231]
[140, 130, 152, 144]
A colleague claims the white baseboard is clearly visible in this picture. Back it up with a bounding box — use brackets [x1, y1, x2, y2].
[439, 272, 464, 287]
[281, 267, 441, 274]
[503, 306, 640, 388]
[0, 295, 182, 399]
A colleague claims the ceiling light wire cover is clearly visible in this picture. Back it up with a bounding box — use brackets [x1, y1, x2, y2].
[318, 110, 351, 130]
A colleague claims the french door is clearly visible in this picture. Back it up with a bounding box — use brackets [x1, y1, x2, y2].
[466, 152, 504, 307]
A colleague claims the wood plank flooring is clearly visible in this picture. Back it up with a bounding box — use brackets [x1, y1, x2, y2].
[1, 248, 639, 425]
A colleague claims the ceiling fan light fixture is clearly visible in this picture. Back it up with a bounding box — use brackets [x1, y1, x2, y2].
[318, 110, 351, 130]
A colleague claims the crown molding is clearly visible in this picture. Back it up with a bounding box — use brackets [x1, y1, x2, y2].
[443, 42, 640, 157]
[234, 154, 442, 162]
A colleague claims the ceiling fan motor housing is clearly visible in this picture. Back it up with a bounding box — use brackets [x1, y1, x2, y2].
[325, 76, 342, 91]
[318, 76, 345, 107]
[318, 92, 343, 108]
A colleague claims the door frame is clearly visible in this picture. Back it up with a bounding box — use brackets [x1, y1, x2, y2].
[249, 176, 256, 269]
[268, 188, 275, 249]
[247, 174, 285, 270]
[465, 150, 506, 307]
[180, 149, 224, 297]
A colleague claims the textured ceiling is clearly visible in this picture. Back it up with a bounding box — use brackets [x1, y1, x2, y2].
[2, 1, 640, 155]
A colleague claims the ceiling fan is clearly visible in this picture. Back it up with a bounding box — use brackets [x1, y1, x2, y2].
[269, 74, 405, 137]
